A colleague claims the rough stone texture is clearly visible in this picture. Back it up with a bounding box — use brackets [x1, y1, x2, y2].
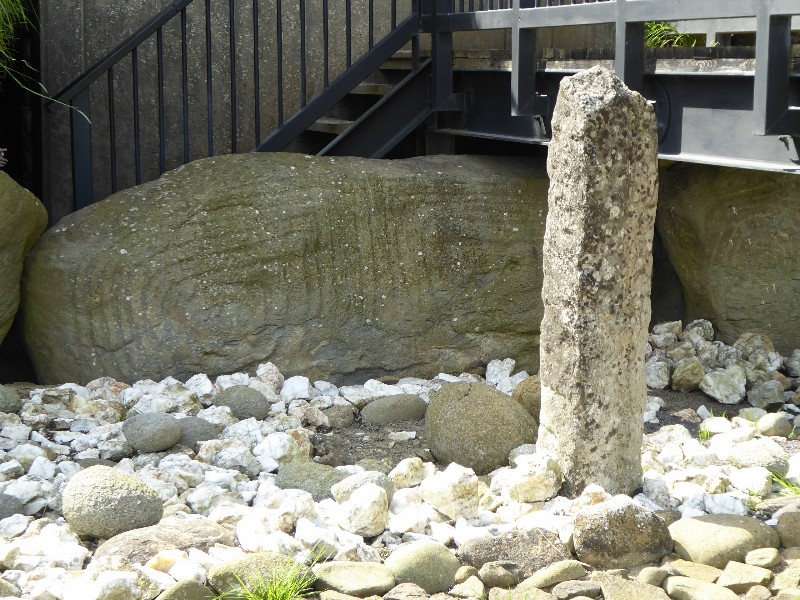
[22, 153, 548, 385]
[0, 493, 24, 520]
[331, 471, 395, 504]
[663, 576, 739, 600]
[156, 580, 215, 600]
[457, 528, 570, 578]
[360, 394, 427, 424]
[669, 514, 780, 568]
[536, 66, 658, 497]
[121, 412, 182, 453]
[313, 561, 397, 597]
[425, 382, 538, 475]
[715, 561, 773, 594]
[176, 416, 219, 451]
[520, 560, 586, 589]
[214, 385, 272, 420]
[657, 164, 800, 355]
[383, 540, 461, 594]
[671, 357, 705, 392]
[61, 465, 164, 539]
[93, 515, 235, 564]
[594, 572, 670, 600]
[0, 385, 22, 414]
[478, 562, 524, 589]
[512, 374, 541, 420]
[0, 172, 48, 345]
[776, 510, 800, 548]
[275, 459, 349, 501]
[572, 496, 672, 568]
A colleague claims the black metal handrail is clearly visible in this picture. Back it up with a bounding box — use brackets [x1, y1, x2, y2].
[49, 0, 417, 210]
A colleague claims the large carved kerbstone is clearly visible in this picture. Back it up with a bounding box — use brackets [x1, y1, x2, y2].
[0, 173, 48, 345]
[22, 153, 547, 384]
[657, 164, 800, 354]
[536, 67, 658, 497]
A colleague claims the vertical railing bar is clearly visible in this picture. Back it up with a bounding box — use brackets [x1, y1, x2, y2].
[392, 0, 397, 28]
[346, 0, 352, 68]
[108, 68, 117, 193]
[132, 48, 142, 185]
[323, 0, 330, 87]
[300, 0, 307, 107]
[369, 0, 375, 48]
[230, 0, 238, 153]
[253, 0, 261, 143]
[181, 7, 190, 163]
[157, 26, 166, 174]
[71, 90, 94, 210]
[205, 0, 214, 155]
[411, 0, 420, 71]
[277, 0, 284, 125]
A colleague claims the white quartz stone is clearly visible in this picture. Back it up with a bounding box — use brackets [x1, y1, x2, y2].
[389, 457, 435, 489]
[281, 376, 314, 401]
[490, 453, 562, 503]
[337, 483, 389, 537]
[420, 463, 481, 520]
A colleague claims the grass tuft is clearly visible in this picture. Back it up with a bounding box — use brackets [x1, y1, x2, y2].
[213, 560, 317, 600]
[645, 21, 700, 48]
[772, 471, 800, 496]
[0, 0, 34, 82]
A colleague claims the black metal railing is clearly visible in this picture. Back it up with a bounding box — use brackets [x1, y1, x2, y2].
[49, 0, 416, 209]
[49, 0, 800, 210]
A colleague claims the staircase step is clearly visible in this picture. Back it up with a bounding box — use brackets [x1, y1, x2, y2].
[307, 117, 354, 135]
[351, 82, 395, 95]
[382, 49, 430, 70]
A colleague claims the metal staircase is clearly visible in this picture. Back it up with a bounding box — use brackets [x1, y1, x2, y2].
[48, 0, 800, 212]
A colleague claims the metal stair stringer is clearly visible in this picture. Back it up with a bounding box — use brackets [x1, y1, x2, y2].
[255, 15, 420, 153]
[319, 60, 433, 158]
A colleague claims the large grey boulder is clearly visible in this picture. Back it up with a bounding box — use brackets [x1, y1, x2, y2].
[22, 153, 547, 384]
[657, 164, 800, 355]
[0, 172, 48, 345]
[537, 66, 657, 497]
[61, 465, 163, 539]
[425, 382, 538, 475]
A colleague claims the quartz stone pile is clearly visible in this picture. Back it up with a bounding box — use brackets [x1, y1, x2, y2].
[0, 320, 798, 599]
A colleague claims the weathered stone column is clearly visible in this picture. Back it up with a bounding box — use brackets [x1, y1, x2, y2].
[536, 66, 658, 497]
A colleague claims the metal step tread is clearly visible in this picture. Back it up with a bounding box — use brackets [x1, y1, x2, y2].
[352, 82, 395, 95]
[308, 117, 354, 134]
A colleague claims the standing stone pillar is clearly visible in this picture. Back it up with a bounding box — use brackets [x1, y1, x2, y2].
[536, 66, 658, 497]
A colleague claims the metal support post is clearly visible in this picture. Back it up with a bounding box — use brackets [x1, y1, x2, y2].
[754, 5, 795, 135]
[511, 0, 541, 116]
[428, 0, 455, 112]
[614, 0, 644, 92]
